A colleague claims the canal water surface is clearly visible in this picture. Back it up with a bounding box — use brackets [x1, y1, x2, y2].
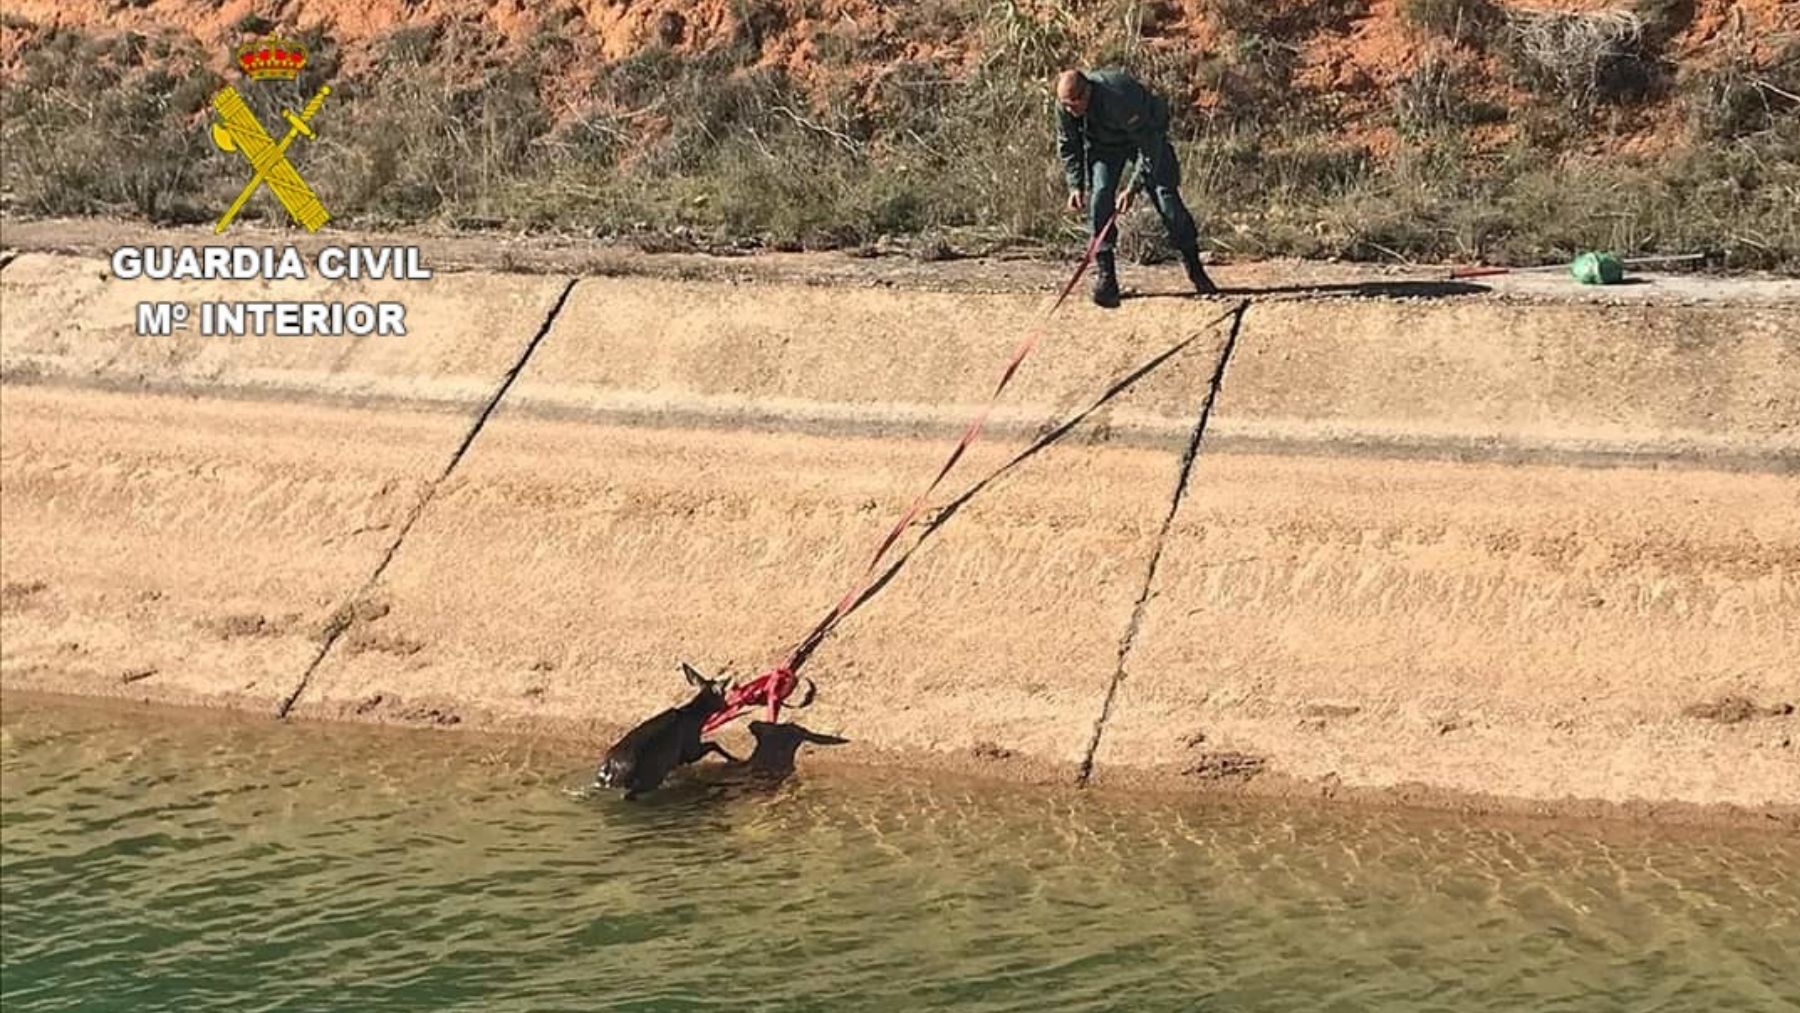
[2, 694, 1794, 1011]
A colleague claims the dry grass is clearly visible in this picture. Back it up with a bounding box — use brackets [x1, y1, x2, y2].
[1, 6, 1795, 271]
[1503, 8, 1665, 114]
[1401, 0, 1499, 46]
[1688, 38, 1800, 141]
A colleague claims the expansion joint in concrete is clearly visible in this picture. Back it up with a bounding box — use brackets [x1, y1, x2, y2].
[1076, 299, 1250, 785]
[274, 276, 580, 719]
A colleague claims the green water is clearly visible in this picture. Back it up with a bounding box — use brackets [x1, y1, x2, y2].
[2, 695, 1795, 1012]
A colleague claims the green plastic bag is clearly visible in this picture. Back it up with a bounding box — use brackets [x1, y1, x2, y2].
[1571, 251, 1625, 285]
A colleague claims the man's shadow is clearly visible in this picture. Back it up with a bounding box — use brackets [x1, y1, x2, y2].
[1123, 279, 1490, 301]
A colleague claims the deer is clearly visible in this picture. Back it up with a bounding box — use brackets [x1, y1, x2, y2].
[594, 663, 742, 800]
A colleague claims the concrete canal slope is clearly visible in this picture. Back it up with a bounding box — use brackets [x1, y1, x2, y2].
[2, 233, 1796, 821]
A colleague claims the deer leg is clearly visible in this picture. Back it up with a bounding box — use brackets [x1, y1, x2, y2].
[700, 741, 742, 764]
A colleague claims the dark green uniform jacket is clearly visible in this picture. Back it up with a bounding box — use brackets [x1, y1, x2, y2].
[1056, 69, 1170, 193]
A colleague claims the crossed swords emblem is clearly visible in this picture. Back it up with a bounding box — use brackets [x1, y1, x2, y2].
[209, 84, 332, 234]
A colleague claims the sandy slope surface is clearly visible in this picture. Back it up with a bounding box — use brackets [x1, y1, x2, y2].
[2, 231, 1795, 827]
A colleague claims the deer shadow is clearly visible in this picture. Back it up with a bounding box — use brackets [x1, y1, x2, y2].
[683, 720, 851, 794]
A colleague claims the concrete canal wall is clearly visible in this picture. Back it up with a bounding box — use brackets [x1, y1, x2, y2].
[2, 232, 1795, 818]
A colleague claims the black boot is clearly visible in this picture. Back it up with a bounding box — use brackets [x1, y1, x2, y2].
[1091, 251, 1121, 308]
[1180, 246, 1218, 295]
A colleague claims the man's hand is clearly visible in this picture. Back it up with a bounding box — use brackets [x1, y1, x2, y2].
[1067, 190, 1086, 212]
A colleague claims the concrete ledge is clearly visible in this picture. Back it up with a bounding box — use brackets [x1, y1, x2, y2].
[0, 252, 569, 404]
[1225, 299, 1798, 454]
[8, 216, 1800, 306]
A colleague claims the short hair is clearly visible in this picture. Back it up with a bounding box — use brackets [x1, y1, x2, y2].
[1055, 69, 1089, 98]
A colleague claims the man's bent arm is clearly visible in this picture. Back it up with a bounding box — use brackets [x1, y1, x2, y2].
[1057, 107, 1085, 192]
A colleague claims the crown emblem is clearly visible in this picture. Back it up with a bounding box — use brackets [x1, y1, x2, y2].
[236, 34, 308, 81]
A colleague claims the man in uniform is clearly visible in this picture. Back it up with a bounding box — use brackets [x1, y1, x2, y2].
[1056, 68, 1217, 307]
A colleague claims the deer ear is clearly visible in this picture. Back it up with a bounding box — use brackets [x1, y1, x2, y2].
[716, 675, 735, 694]
[681, 662, 705, 687]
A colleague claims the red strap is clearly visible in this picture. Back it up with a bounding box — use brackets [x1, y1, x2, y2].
[699, 211, 1125, 738]
[776, 208, 1126, 673]
[700, 665, 796, 736]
